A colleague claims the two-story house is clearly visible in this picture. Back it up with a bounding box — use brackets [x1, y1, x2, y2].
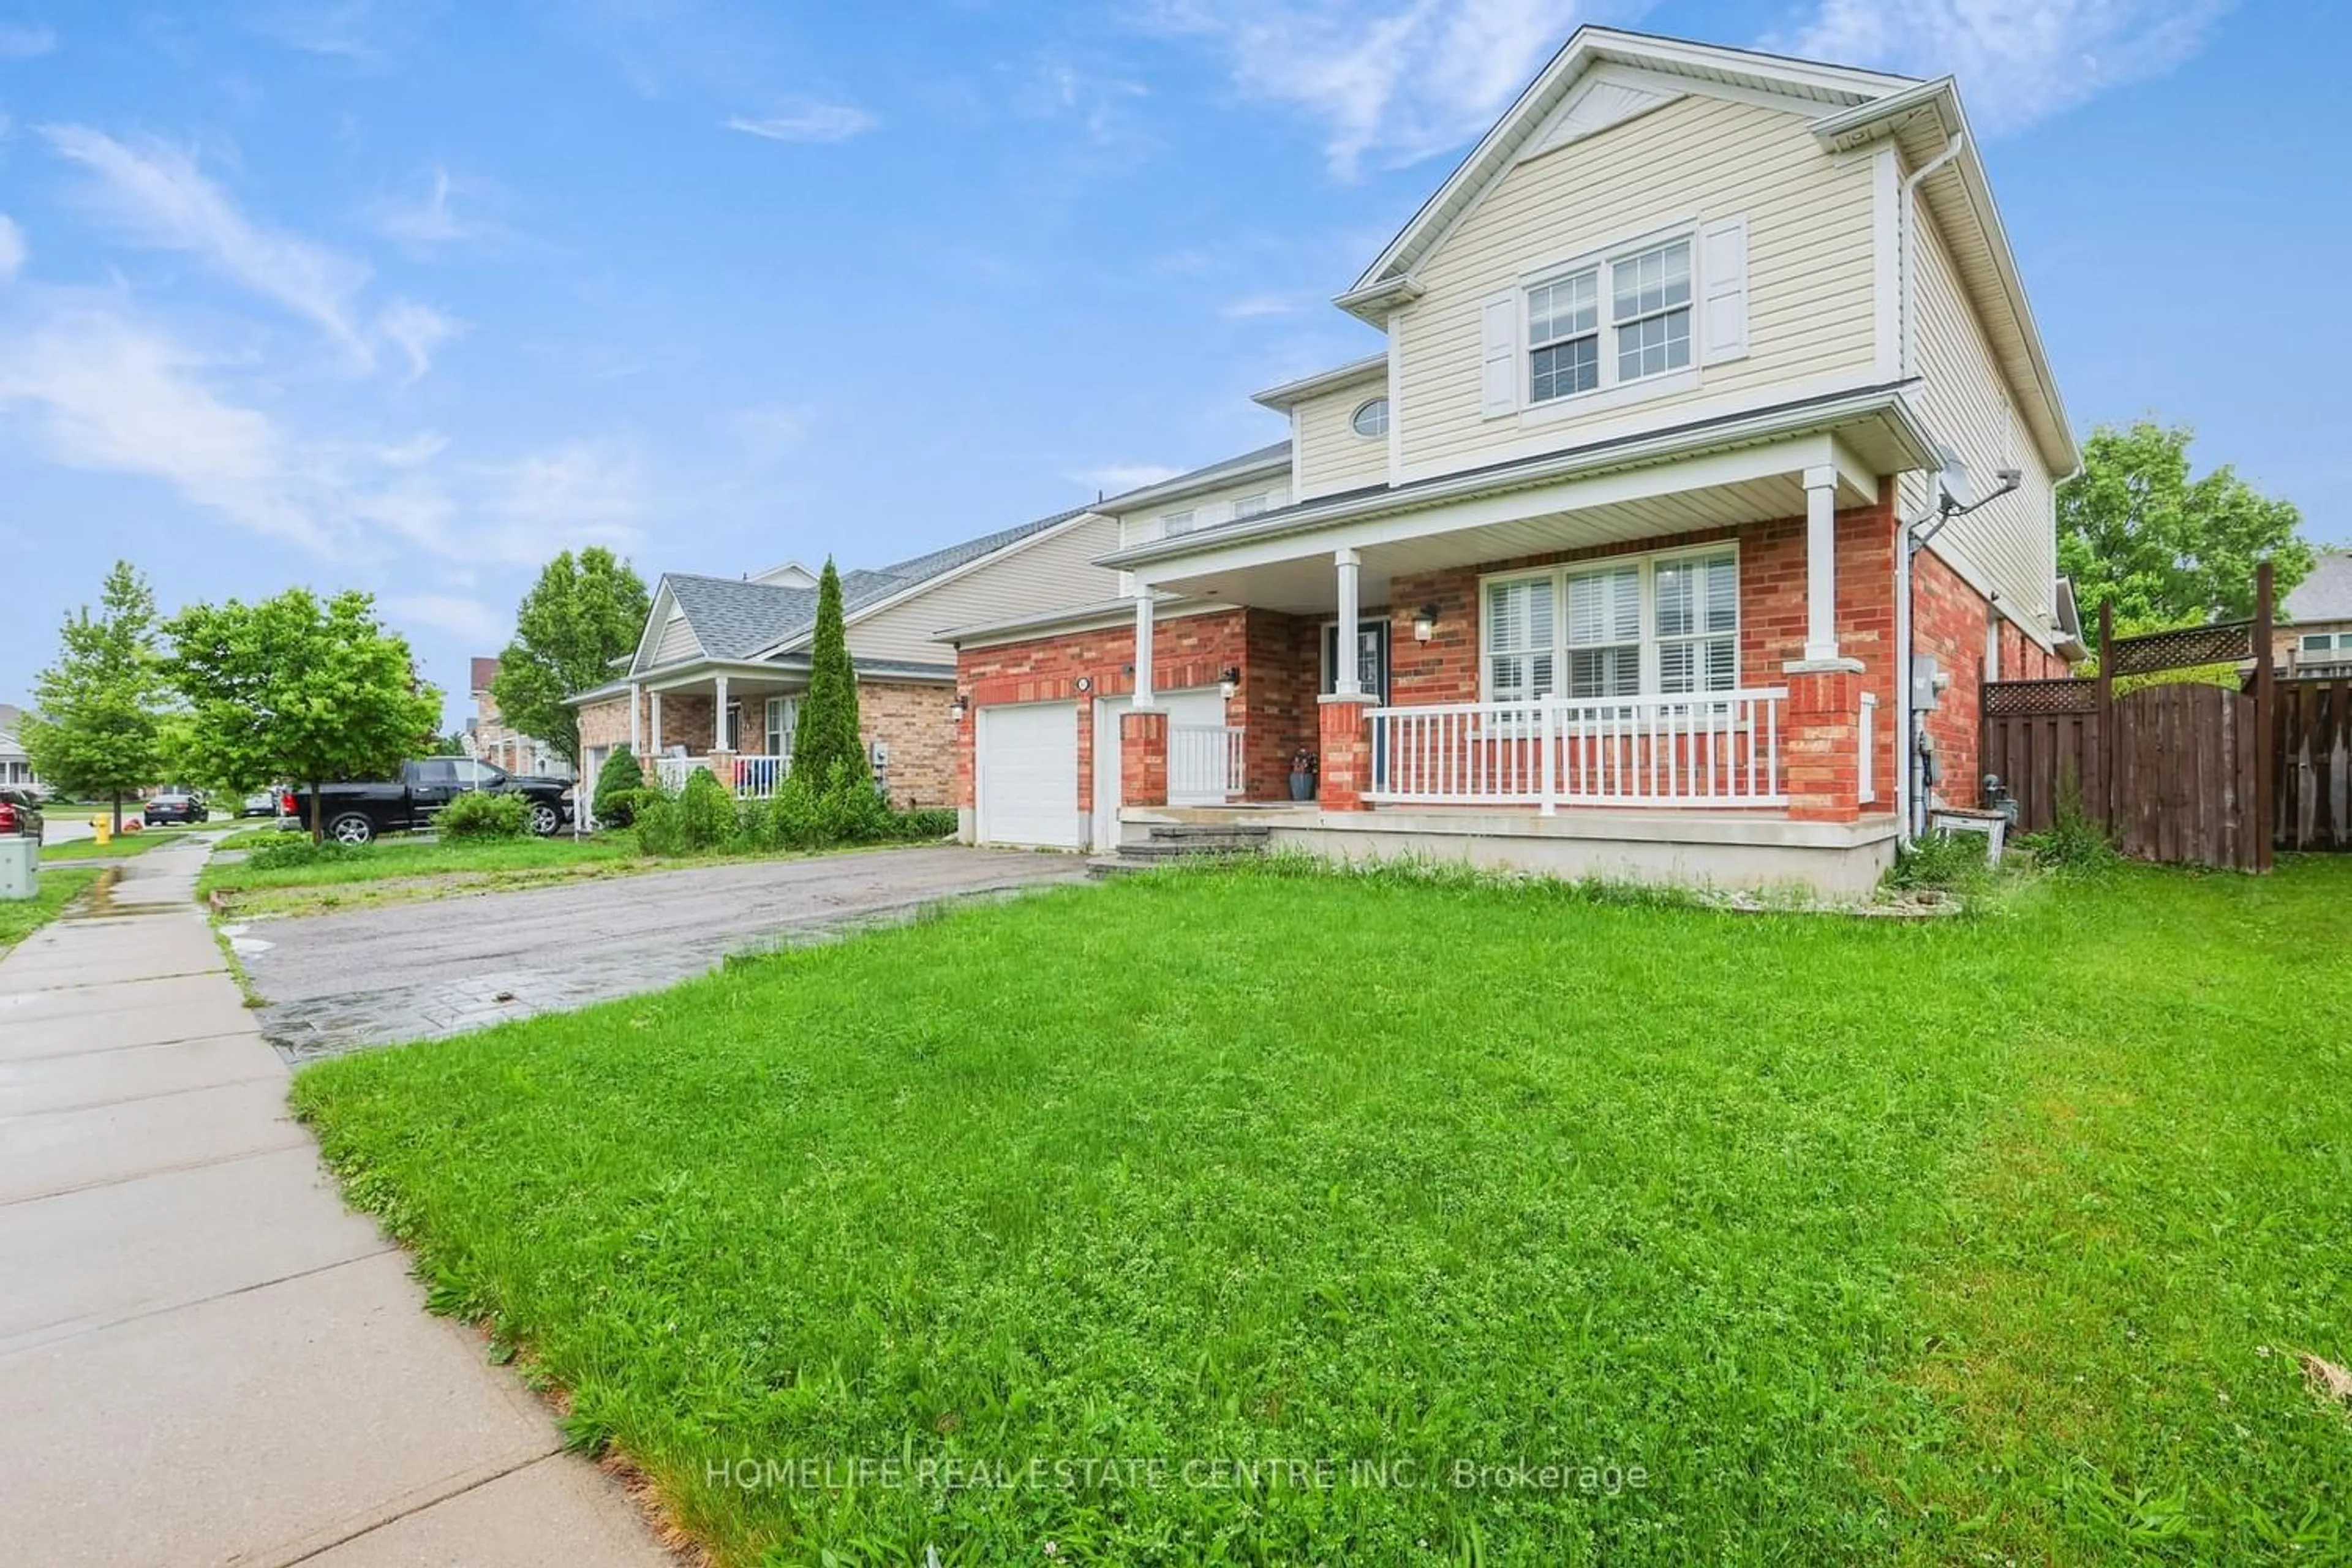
[946, 28, 2084, 893]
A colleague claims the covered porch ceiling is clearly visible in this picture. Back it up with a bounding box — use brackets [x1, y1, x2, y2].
[1140, 431, 1883, 616]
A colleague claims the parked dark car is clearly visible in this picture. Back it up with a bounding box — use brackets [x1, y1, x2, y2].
[287, 758, 572, 845]
[239, 790, 282, 818]
[143, 790, 206, 826]
[0, 787, 42, 840]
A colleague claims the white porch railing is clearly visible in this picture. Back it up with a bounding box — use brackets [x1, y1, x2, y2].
[1169, 724, 1245, 805]
[1366, 690, 1787, 810]
[652, 755, 790, 799]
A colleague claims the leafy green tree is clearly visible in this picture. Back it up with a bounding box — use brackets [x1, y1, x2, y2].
[166, 589, 443, 840]
[489, 548, 650, 772]
[789, 559, 867, 790]
[2058, 420, 2312, 649]
[22, 560, 168, 832]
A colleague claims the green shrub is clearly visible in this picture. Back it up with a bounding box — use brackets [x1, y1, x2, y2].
[1883, 827, 1996, 893]
[591, 746, 644, 828]
[678, 768, 737, 853]
[890, 807, 958, 841]
[245, 837, 374, 871]
[632, 778, 685, 858]
[765, 759, 892, 851]
[2018, 785, 2120, 876]
[437, 790, 529, 840]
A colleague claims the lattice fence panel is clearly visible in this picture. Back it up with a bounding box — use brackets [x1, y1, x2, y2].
[1983, 679, 2097, 717]
[2107, 621, 2254, 677]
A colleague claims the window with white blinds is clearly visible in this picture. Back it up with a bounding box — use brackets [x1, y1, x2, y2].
[1480, 548, 1740, 705]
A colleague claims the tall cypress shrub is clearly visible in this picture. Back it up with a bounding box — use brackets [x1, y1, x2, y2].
[790, 559, 869, 790]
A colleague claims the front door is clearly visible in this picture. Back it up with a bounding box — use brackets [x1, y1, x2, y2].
[1322, 619, 1391, 701]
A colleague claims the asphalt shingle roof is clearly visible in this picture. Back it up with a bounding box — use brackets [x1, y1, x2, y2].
[2284, 549, 2352, 623]
[655, 507, 1092, 666]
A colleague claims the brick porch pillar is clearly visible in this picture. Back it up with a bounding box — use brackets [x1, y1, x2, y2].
[1121, 710, 1168, 807]
[1317, 695, 1375, 811]
[1781, 665, 1864, 822]
[706, 750, 736, 796]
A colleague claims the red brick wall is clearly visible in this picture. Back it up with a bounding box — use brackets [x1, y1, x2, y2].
[1911, 549, 1989, 807]
[1384, 491, 1903, 816]
[952, 608, 1337, 810]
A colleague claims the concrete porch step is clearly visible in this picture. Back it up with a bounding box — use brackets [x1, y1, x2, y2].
[1089, 821, 1273, 878]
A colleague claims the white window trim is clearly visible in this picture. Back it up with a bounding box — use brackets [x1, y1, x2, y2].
[1512, 216, 1705, 429]
[1161, 509, 1196, 537]
[1477, 541, 1742, 708]
[1351, 397, 1390, 439]
[1232, 492, 1270, 519]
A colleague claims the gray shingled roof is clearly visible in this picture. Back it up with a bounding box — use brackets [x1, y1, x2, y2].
[655, 507, 1091, 668]
[2284, 549, 2352, 623]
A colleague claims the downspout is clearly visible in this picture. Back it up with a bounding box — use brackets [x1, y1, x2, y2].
[1894, 129, 1966, 845]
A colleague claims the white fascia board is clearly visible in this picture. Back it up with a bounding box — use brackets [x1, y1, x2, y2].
[946, 597, 1239, 652]
[1128, 434, 1859, 589]
[1094, 449, 1294, 515]
[628, 579, 679, 676]
[1106, 386, 1936, 573]
[1251, 355, 1389, 410]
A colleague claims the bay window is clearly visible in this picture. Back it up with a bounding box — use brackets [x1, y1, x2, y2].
[1481, 548, 1740, 706]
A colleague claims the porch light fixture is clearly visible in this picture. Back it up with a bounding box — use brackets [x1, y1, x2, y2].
[949, 692, 970, 721]
[1218, 666, 1241, 700]
[1414, 603, 1442, 643]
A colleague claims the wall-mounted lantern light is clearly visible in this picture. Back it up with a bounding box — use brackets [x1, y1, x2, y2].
[1218, 665, 1242, 701]
[1413, 603, 1442, 643]
[949, 692, 970, 721]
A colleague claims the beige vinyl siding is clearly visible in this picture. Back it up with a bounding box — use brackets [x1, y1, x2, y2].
[1910, 208, 2059, 645]
[651, 610, 700, 666]
[847, 514, 1126, 666]
[1294, 376, 1391, 501]
[1114, 477, 1294, 549]
[1396, 94, 1879, 477]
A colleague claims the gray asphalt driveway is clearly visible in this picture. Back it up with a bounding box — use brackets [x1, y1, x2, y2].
[236, 845, 1085, 1061]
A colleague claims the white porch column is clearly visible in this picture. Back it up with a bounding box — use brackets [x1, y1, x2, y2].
[1801, 464, 1842, 664]
[713, 673, 731, 749]
[628, 682, 642, 753]
[1333, 548, 1363, 696]
[1132, 589, 1156, 708]
[649, 692, 663, 756]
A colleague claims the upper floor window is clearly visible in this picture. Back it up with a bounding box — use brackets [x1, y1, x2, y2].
[1161, 510, 1196, 537]
[1483, 548, 1738, 706]
[2302, 632, 2343, 654]
[1527, 236, 1694, 405]
[1351, 397, 1390, 439]
[1232, 492, 1269, 519]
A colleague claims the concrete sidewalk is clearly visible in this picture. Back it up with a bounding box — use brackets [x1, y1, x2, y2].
[0, 842, 675, 1567]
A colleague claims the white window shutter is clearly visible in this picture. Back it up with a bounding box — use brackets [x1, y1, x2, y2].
[1700, 217, 1749, 364]
[1480, 292, 1519, 417]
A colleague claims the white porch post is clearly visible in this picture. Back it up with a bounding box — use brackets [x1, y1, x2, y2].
[713, 673, 731, 750]
[628, 682, 642, 753]
[1801, 464, 1842, 664]
[1132, 589, 1156, 708]
[1333, 548, 1362, 696]
[649, 692, 663, 756]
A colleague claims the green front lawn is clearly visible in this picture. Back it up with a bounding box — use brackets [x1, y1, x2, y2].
[40, 818, 236, 861]
[0, 868, 99, 952]
[294, 860, 2352, 1566]
[200, 834, 638, 918]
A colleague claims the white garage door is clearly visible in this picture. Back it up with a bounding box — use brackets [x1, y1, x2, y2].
[976, 701, 1081, 849]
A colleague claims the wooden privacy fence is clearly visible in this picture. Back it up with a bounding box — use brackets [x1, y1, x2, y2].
[1979, 565, 2280, 872]
[2275, 676, 2352, 853]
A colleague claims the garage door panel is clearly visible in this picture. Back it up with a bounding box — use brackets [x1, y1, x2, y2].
[976, 702, 1080, 850]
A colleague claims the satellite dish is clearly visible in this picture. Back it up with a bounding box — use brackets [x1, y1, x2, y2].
[1936, 445, 1975, 512]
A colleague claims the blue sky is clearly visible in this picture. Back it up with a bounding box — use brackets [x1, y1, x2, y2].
[1, 1, 2343, 722]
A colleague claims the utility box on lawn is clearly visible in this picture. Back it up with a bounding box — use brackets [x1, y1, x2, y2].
[0, 835, 37, 902]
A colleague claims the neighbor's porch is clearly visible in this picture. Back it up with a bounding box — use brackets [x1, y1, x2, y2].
[634, 664, 809, 800]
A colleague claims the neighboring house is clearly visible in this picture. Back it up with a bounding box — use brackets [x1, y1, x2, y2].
[568, 511, 1125, 807]
[944, 27, 2087, 894]
[464, 658, 574, 780]
[0, 703, 39, 791]
[2278, 550, 2352, 676]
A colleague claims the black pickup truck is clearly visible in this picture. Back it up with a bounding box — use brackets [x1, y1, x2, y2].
[288, 758, 573, 845]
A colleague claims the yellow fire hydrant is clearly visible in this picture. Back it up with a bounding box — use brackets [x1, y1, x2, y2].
[93, 818, 111, 848]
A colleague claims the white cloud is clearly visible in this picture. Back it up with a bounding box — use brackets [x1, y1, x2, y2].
[367, 165, 477, 253]
[1219, 292, 1311, 319]
[0, 302, 639, 564]
[385, 592, 507, 647]
[244, 0, 405, 66]
[726, 99, 879, 143]
[375, 297, 461, 382]
[42, 123, 379, 363]
[1069, 462, 1184, 496]
[1771, 0, 2234, 133]
[0, 214, 23, 282]
[0, 23, 55, 59]
[1147, 0, 1594, 178]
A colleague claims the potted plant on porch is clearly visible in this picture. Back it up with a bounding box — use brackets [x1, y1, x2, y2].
[1289, 747, 1319, 802]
